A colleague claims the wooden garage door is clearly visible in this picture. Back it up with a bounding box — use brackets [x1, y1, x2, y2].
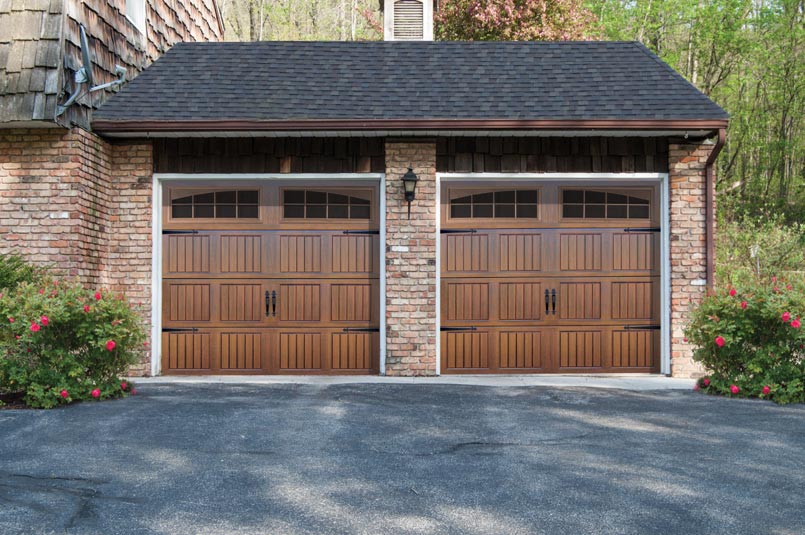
[441, 182, 661, 374]
[161, 183, 379, 374]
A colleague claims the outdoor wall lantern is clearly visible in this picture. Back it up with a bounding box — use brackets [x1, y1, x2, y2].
[401, 167, 419, 219]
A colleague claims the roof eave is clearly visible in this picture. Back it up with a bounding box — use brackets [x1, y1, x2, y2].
[91, 118, 729, 135]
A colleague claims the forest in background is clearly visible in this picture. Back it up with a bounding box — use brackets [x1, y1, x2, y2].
[217, 0, 804, 225]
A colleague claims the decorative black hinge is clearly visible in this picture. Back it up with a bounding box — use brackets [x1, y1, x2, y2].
[161, 327, 199, 333]
[623, 227, 661, 233]
[623, 325, 661, 331]
[440, 229, 477, 234]
[162, 230, 199, 235]
[341, 327, 381, 333]
[440, 326, 478, 332]
[342, 230, 380, 235]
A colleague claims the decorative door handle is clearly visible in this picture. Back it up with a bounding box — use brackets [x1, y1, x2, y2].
[551, 289, 556, 315]
[271, 290, 277, 317]
[544, 289, 550, 315]
[265, 291, 270, 317]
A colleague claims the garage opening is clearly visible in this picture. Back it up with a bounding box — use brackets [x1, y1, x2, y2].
[440, 181, 661, 374]
[160, 181, 380, 374]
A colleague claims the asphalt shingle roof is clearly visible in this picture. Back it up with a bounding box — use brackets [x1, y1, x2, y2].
[93, 41, 728, 124]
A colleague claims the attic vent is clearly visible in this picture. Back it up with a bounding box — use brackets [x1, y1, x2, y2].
[393, 0, 424, 40]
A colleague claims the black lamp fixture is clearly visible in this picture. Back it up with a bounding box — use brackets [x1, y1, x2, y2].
[401, 167, 419, 219]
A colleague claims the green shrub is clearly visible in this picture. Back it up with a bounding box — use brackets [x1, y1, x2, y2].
[0, 253, 45, 291]
[716, 215, 805, 287]
[685, 278, 805, 404]
[0, 279, 144, 408]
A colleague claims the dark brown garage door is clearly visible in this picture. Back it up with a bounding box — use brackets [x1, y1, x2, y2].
[161, 183, 379, 374]
[440, 182, 661, 374]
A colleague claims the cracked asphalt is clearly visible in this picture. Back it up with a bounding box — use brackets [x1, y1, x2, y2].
[0, 384, 803, 535]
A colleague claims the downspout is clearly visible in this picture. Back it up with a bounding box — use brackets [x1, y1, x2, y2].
[705, 128, 726, 289]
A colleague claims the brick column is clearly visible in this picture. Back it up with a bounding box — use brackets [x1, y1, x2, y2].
[384, 140, 438, 376]
[668, 140, 716, 377]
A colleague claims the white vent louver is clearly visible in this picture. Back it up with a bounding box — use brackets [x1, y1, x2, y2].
[393, 0, 424, 40]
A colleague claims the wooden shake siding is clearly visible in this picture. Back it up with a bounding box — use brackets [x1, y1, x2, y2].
[437, 137, 669, 174]
[62, 0, 222, 128]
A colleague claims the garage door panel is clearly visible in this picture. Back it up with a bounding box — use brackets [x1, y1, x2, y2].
[220, 234, 263, 273]
[331, 283, 373, 322]
[162, 332, 211, 371]
[332, 234, 377, 274]
[279, 234, 322, 274]
[612, 232, 657, 271]
[164, 282, 211, 323]
[443, 330, 490, 371]
[611, 329, 658, 369]
[279, 332, 323, 371]
[219, 283, 264, 322]
[559, 330, 603, 368]
[559, 282, 601, 320]
[444, 282, 489, 321]
[610, 281, 657, 320]
[163, 234, 211, 274]
[331, 332, 376, 370]
[498, 282, 543, 321]
[279, 283, 322, 322]
[443, 233, 489, 272]
[498, 330, 544, 369]
[559, 233, 603, 272]
[498, 232, 542, 272]
[220, 332, 263, 370]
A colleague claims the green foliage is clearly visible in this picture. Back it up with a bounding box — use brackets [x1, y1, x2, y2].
[0, 254, 45, 291]
[0, 280, 144, 409]
[716, 215, 805, 287]
[685, 280, 805, 404]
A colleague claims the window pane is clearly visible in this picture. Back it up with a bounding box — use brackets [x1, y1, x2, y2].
[494, 190, 515, 203]
[328, 193, 349, 205]
[194, 205, 214, 218]
[238, 205, 259, 218]
[329, 205, 349, 219]
[216, 205, 236, 218]
[607, 205, 628, 218]
[473, 192, 494, 204]
[607, 193, 628, 204]
[173, 195, 192, 205]
[516, 204, 538, 218]
[452, 194, 473, 204]
[284, 205, 305, 218]
[306, 205, 327, 218]
[563, 205, 584, 218]
[350, 206, 371, 219]
[586, 205, 605, 218]
[629, 205, 650, 219]
[216, 191, 236, 204]
[351, 195, 370, 205]
[629, 195, 650, 205]
[194, 193, 215, 204]
[495, 204, 515, 218]
[586, 191, 606, 204]
[563, 190, 584, 203]
[284, 190, 305, 204]
[517, 190, 538, 203]
[238, 190, 259, 204]
[306, 191, 327, 204]
[474, 204, 493, 218]
[172, 205, 193, 218]
[451, 204, 471, 218]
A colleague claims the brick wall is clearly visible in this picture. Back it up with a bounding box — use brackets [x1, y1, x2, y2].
[668, 140, 714, 377]
[384, 140, 438, 375]
[0, 126, 154, 375]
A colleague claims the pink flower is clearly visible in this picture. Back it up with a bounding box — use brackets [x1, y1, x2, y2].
[703, 378, 711, 387]
[91, 388, 100, 399]
[40, 315, 49, 327]
[740, 301, 747, 309]
[762, 385, 771, 395]
[714, 336, 725, 348]
[94, 291, 102, 301]
[38, 288, 45, 295]
[60, 390, 69, 399]
[728, 288, 736, 297]
[772, 276, 777, 283]
[30, 323, 40, 332]
[782, 312, 791, 322]
[8, 317, 14, 323]
[143, 341, 149, 348]
[791, 318, 801, 329]
[120, 381, 128, 390]
[774, 287, 779, 293]
[15, 335, 20, 340]
[683, 337, 688, 343]
[105, 340, 116, 351]
[730, 384, 740, 395]
[786, 284, 792, 291]
[130, 388, 137, 395]
[83, 305, 91, 312]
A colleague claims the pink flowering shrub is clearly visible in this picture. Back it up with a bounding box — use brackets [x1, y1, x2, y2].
[0, 279, 144, 408]
[686, 278, 805, 404]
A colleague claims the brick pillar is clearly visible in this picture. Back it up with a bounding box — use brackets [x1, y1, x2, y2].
[668, 140, 716, 377]
[384, 140, 438, 376]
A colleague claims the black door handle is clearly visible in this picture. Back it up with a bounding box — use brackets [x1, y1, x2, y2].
[551, 289, 556, 315]
[265, 291, 270, 317]
[544, 289, 550, 315]
[271, 290, 277, 317]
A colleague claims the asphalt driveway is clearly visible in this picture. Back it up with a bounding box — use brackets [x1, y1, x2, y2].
[0, 384, 803, 535]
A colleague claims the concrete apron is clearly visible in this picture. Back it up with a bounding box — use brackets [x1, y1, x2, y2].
[128, 374, 695, 391]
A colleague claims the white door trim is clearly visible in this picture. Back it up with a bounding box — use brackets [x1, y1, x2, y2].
[150, 172, 386, 376]
[435, 172, 671, 375]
